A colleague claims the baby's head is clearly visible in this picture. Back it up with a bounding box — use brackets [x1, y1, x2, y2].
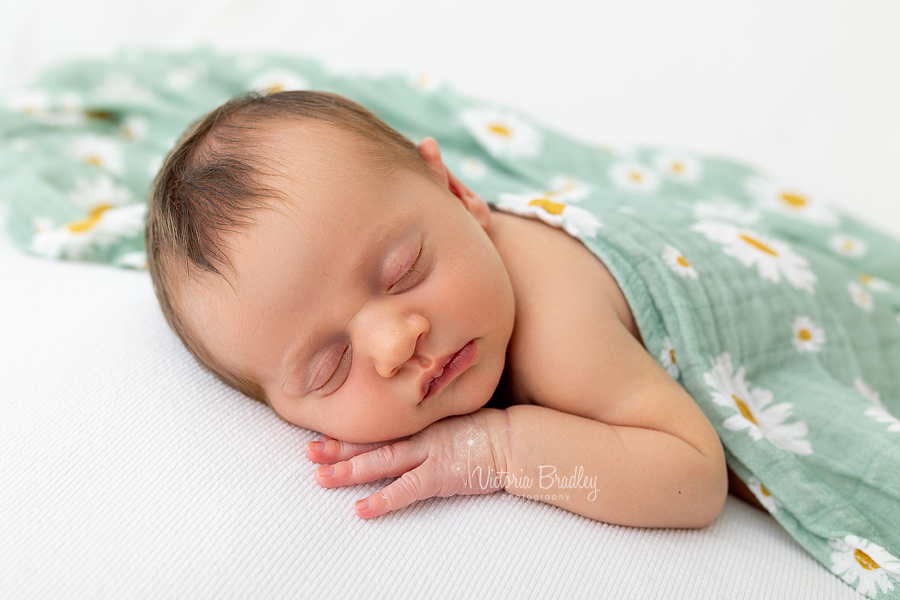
[146, 91, 515, 443]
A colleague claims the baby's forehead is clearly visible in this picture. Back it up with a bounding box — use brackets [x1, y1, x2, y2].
[254, 119, 389, 173]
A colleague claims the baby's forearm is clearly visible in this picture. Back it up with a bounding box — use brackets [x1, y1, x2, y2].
[497, 404, 728, 528]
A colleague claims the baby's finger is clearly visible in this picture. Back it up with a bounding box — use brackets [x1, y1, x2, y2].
[305, 437, 388, 463]
[315, 441, 424, 488]
[354, 465, 440, 519]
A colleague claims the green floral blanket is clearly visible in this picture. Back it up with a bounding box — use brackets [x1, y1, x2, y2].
[3, 48, 899, 599]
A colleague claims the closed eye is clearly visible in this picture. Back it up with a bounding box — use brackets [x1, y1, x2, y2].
[314, 344, 352, 395]
[388, 243, 425, 294]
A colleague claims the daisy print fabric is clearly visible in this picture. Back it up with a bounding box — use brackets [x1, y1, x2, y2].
[3, 48, 900, 598]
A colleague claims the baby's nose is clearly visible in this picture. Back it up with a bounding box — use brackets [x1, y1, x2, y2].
[371, 313, 430, 378]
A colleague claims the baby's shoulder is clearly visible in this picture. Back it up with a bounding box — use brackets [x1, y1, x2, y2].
[489, 212, 643, 410]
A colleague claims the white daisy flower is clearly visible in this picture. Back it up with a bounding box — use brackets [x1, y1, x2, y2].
[32, 176, 142, 259]
[830, 234, 868, 258]
[659, 337, 680, 378]
[409, 71, 442, 93]
[847, 281, 874, 312]
[693, 197, 760, 225]
[609, 162, 661, 193]
[829, 535, 900, 598]
[95, 72, 152, 103]
[115, 251, 148, 270]
[854, 378, 880, 404]
[791, 316, 825, 352]
[237, 54, 261, 71]
[546, 175, 591, 202]
[856, 379, 900, 433]
[692, 221, 817, 294]
[858, 273, 892, 292]
[9, 90, 50, 115]
[166, 65, 204, 90]
[663, 245, 699, 279]
[747, 477, 781, 513]
[8, 90, 84, 126]
[460, 156, 487, 180]
[495, 192, 601, 238]
[250, 69, 309, 95]
[460, 108, 542, 159]
[703, 353, 812, 454]
[70, 135, 124, 174]
[120, 116, 148, 142]
[746, 177, 840, 226]
[148, 156, 164, 177]
[68, 176, 134, 210]
[867, 404, 900, 433]
[32, 203, 146, 259]
[655, 153, 702, 183]
[40, 92, 87, 126]
[58, 92, 82, 113]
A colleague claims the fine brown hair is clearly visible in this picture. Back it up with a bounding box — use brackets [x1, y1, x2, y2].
[145, 90, 433, 404]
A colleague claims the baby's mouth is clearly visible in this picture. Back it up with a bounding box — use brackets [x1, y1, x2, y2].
[421, 340, 478, 401]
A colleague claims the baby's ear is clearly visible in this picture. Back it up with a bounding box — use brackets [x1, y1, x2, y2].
[417, 137, 491, 231]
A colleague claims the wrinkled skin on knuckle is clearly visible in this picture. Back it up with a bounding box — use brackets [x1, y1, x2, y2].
[395, 468, 429, 500]
[368, 443, 400, 478]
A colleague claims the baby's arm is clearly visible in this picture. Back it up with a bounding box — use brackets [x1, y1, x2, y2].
[308, 314, 727, 528]
[497, 308, 728, 528]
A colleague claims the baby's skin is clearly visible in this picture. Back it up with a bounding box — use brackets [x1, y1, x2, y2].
[182, 121, 730, 528]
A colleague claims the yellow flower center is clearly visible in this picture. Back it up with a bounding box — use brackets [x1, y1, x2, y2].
[759, 484, 771, 497]
[528, 198, 566, 216]
[779, 191, 808, 208]
[488, 122, 512, 137]
[854, 549, 881, 571]
[739, 234, 778, 256]
[66, 204, 113, 233]
[85, 154, 104, 167]
[670, 162, 684, 173]
[843, 240, 856, 251]
[859, 273, 873, 286]
[669, 349, 677, 364]
[732, 394, 758, 425]
[85, 110, 113, 120]
[676, 256, 691, 268]
[267, 84, 285, 95]
[630, 170, 644, 182]
[798, 329, 812, 341]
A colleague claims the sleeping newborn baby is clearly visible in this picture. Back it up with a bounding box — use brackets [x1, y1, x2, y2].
[146, 90, 729, 527]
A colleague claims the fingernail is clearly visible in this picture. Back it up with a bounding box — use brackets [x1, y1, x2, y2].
[308, 441, 325, 452]
[355, 499, 369, 512]
[318, 466, 334, 477]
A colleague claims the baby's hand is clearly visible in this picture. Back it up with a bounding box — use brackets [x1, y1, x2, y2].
[305, 408, 510, 519]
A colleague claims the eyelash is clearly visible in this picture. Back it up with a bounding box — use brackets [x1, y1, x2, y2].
[316, 344, 352, 396]
[388, 244, 424, 294]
